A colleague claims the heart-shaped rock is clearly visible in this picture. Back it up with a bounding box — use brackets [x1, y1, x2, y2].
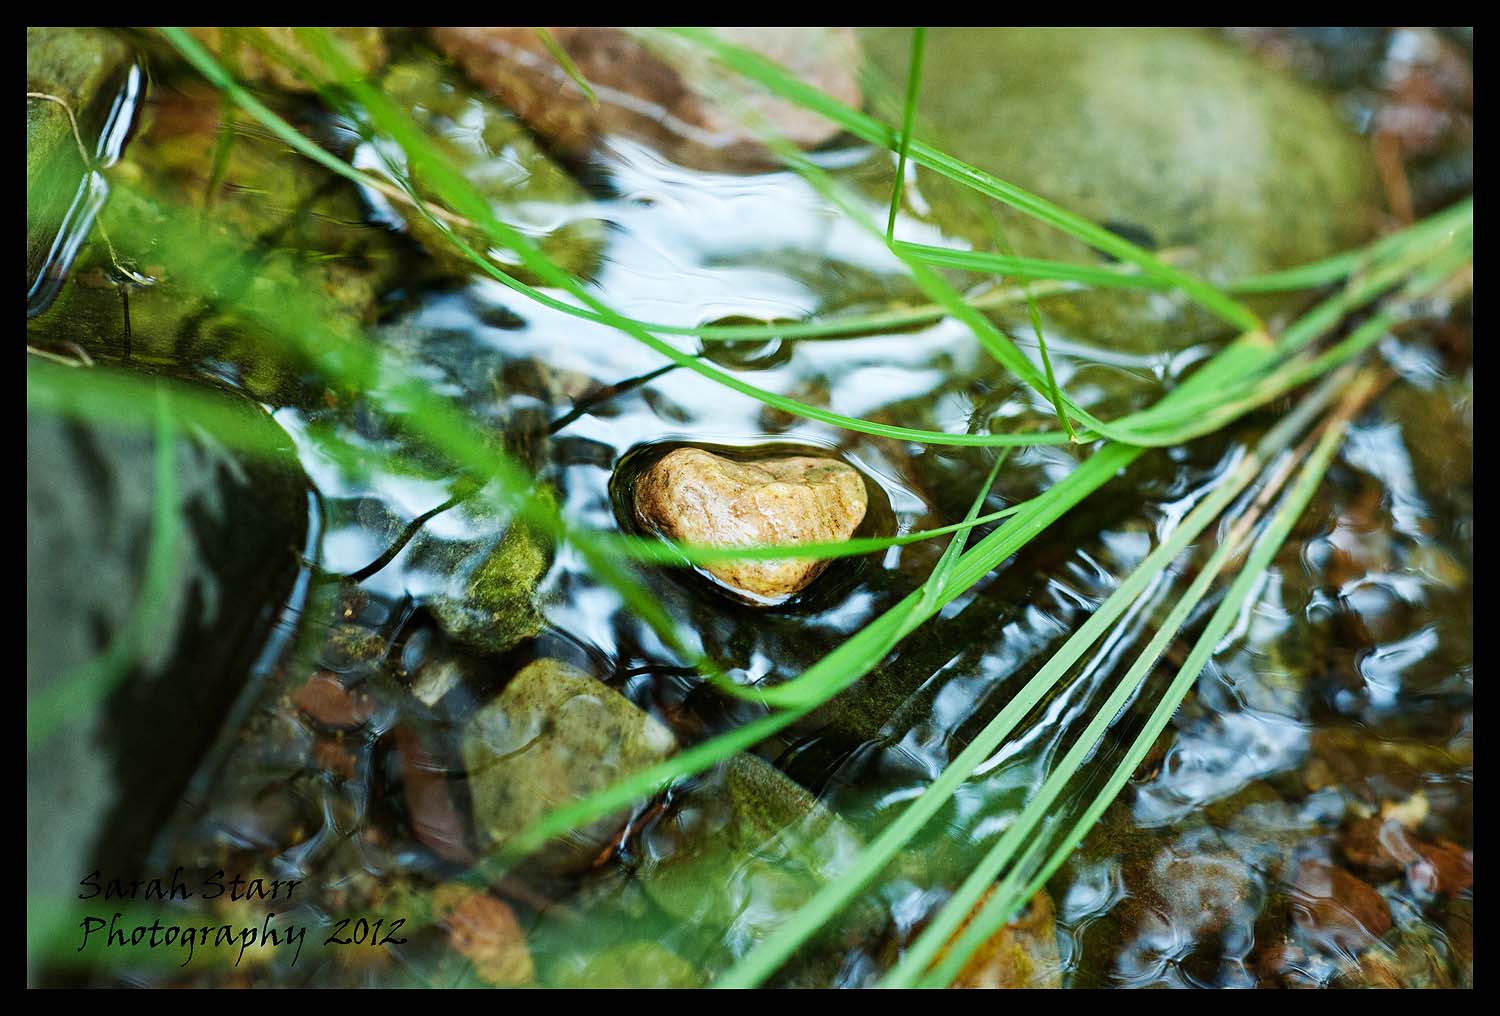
[632, 447, 869, 603]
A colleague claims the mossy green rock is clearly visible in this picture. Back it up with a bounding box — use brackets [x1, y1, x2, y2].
[862, 27, 1382, 352]
[27, 82, 407, 404]
[462, 659, 677, 872]
[26, 27, 134, 314]
[427, 500, 552, 655]
[370, 58, 602, 285]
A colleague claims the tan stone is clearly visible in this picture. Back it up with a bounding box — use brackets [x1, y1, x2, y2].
[633, 447, 868, 603]
[461, 659, 677, 872]
[942, 888, 1062, 989]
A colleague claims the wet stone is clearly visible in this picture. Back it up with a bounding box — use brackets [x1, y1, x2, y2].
[461, 659, 678, 873]
[431, 27, 861, 173]
[28, 81, 406, 403]
[861, 27, 1382, 353]
[26, 27, 135, 316]
[27, 372, 308, 988]
[638, 754, 867, 961]
[941, 889, 1063, 990]
[432, 885, 536, 986]
[1290, 860, 1393, 955]
[292, 670, 375, 730]
[427, 509, 551, 655]
[632, 446, 869, 604]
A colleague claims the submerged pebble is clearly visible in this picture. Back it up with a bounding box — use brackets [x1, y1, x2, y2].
[942, 889, 1062, 990]
[461, 658, 677, 872]
[632, 447, 869, 604]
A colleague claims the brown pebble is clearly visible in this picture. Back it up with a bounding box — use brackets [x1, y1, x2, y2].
[1291, 861, 1393, 953]
[393, 725, 474, 865]
[433, 886, 535, 986]
[1409, 840, 1473, 897]
[311, 739, 358, 781]
[293, 670, 374, 730]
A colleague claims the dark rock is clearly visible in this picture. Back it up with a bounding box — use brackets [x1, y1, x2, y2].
[26, 369, 307, 983]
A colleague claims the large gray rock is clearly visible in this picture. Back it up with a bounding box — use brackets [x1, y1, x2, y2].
[862, 27, 1383, 352]
[26, 368, 308, 984]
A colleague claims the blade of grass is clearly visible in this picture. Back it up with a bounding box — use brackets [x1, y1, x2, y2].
[533, 28, 599, 107]
[165, 27, 1467, 453]
[476, 441, 1140, 885]
[890, 399, 1336, 989]
[885, 27, 925, 241]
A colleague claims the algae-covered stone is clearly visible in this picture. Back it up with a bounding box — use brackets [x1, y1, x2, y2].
[639, 754, 865, 949]
[427, 505, 552, 655]
[188, 28, 388, 93]
[632, 446, 869, 604]
[462, 659, 677, 872]
[26, 27, 135, 315]
[861, 27, 1382, 353]
[27, 82, 406, 403]
[432, 27, 861, 173]
[364, 57, 601, 285]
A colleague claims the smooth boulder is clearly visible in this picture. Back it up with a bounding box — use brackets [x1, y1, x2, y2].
[862, 27, 1383, 353]
[27, 367, 308, 984]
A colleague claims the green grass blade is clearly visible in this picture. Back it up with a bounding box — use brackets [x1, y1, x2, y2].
[716, 366, 1352, 987]
[163, 28, 1468, 454]
[533, 28, 599, 106]
[885, 27, 925, 241]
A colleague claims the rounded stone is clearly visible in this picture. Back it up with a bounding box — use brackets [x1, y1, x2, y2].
[631, 446, 870, 604]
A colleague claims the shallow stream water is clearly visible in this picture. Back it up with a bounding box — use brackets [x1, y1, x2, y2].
[28, 28, 1472, 988]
